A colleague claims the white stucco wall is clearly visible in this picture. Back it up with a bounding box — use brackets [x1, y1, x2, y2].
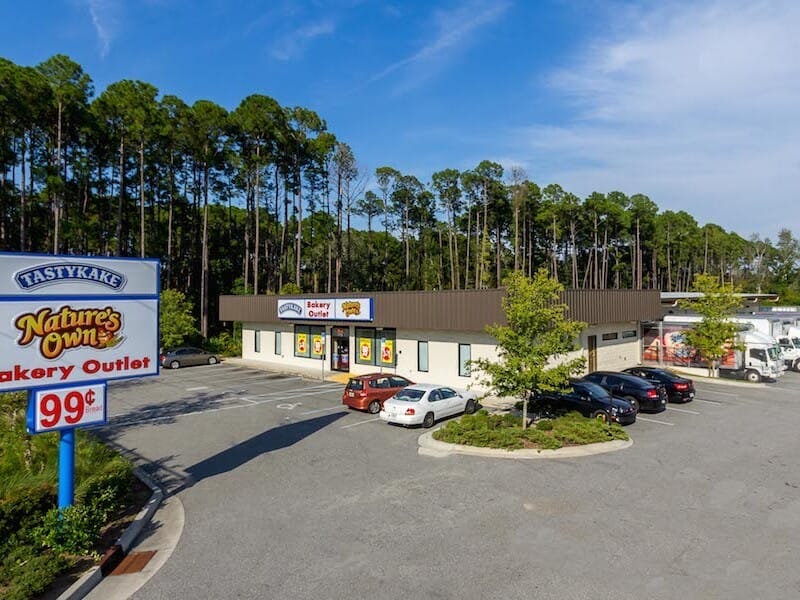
[239, 321, 642, 392]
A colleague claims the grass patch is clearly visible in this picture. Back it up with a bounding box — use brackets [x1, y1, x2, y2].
[432, 410, 629, 451]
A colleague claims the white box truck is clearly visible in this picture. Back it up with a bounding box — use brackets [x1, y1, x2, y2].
[660, 316, 783, 382]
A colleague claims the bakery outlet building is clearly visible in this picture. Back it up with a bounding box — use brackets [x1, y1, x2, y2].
[219, 288, 662, 391]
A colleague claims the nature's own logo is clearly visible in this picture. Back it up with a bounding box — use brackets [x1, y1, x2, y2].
[14, 263, 127, 291]
[341, 301, 361, 317]
[278, 302, 303, 317]
[15, 306, 123, 360]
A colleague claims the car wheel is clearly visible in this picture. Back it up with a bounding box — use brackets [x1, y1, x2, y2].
[208, 356, 218, 365]
[591, 410, 608, 423]
[367, 400, 381, 414]
[745, 369, 761, 383]
[794, 359, 800, 372]
[423, 412, 435, 428]
[170, 360, 180, 370]
[625, 396, 639, 413]
[464, 399, 477, 414]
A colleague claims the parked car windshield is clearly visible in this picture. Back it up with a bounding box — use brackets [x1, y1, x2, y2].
[768, 347, 780, 361]
[574, 382, 610, 400]
[394, 388, 424, 402]
[793, 337, 800, 347]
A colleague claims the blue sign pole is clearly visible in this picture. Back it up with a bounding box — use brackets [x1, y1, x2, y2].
[58, 428, 76, 509]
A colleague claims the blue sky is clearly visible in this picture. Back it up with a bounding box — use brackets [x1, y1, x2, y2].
[5, 0, 800, 240]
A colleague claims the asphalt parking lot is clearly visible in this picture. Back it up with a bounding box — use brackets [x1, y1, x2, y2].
[99, 363, 800, 600]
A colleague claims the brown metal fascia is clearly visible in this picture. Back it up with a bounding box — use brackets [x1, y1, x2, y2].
[218, 288, 661, 330]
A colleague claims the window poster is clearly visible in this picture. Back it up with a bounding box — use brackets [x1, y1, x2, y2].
[359, 337, 373, 363]
[296, 332, 308, 357]
[311, 334, 324, 358]
[380, 339, 394, 365]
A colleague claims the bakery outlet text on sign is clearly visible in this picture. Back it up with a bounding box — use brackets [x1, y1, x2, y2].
[277, 297, 374, 321]
[1, 355, 153, 385]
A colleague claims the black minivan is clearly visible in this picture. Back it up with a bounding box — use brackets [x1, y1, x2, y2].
[582, 371, 668, 413]
[532, 380, 637, 425]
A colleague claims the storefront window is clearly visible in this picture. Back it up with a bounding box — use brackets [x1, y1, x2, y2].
[355, 328, 396, 366]
[310, 326, 325, 360]
[356, 327, 375, 365]
[418, 341, 429, 372]
[294, 325, 310, 358]
[254, 329, 261, 353]
[275, 331, 282, 355]
[458, 344, 471, 377]
[378, 329, 396, 367]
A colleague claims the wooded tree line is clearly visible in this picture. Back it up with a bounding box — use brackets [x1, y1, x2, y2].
[2, 55, 799, 338]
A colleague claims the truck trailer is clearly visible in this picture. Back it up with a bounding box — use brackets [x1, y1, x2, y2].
[645, 317, 784, 382]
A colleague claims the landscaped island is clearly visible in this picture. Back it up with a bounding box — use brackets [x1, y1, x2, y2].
[432, 410, 629, 451]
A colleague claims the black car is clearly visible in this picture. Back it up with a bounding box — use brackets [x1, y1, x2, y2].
[622, 366, 695, 403]
[532, 380, 637, 425]
[582, 371, 668, 413]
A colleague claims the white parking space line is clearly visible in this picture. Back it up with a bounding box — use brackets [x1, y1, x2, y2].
[186, 386, 209, 391]
[341, 417, 382, 429]
[694, 398, 724, 405]
[636, 416, 675, 426]
[666, 406, 701, 415]
[300, 406, 344, 416]
[697, 388, 737, 396]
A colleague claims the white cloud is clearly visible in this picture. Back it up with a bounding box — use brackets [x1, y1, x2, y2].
[517, 1, 800, 238]
[368, 0, 511, 92]
[270, 19, 336, 61]
[85, 0, 120, 58]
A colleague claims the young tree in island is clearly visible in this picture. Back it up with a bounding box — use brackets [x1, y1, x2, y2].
[472, 269, 586, 428]
[160, 289, 198, 350]
[678, 274, 742, 377]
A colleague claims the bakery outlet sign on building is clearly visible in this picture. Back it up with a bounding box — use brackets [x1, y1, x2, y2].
[277, 298, 373, 321]
[0, 253, 160, 393]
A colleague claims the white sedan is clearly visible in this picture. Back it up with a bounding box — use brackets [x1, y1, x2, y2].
[380, 383, 478, 428]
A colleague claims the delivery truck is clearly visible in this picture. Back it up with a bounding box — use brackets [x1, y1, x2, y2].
[646, 317, 784, 382]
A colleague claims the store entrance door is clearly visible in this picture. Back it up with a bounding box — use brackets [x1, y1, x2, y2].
[330, 326, 350, 372]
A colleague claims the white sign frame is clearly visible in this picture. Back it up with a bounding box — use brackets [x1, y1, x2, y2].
[28, 382, 108, 433]
[0, 252, 160, 393]
[277, 298, 373, 321]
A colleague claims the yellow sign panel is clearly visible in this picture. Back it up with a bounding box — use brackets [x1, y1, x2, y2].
[312, 335, 324, 358]
[380, 339, 394, 365]
[296, 333, 308, 355]
[359, 338, 372, 362]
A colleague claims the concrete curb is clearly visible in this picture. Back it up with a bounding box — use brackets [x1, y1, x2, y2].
[57, 468, 164, 600]
[417, 429, 633, 459]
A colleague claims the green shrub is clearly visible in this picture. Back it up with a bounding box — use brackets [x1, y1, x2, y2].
[0, 547, 70, 600]
[433, 410, 628, 450]
[207, 330, 242, 356]
[33, 504, 104, 557]
[75, 458, 133, 521]
[0, 484, 56, 552]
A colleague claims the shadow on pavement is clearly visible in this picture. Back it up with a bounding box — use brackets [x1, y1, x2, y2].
[101, 390, 255, 436]
[175, 411, 348, 493]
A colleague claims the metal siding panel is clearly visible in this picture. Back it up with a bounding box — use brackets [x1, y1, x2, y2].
[219, 289, 661, 330]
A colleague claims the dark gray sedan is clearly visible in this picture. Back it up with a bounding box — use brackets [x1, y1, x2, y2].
[160, 347, 219, 369]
